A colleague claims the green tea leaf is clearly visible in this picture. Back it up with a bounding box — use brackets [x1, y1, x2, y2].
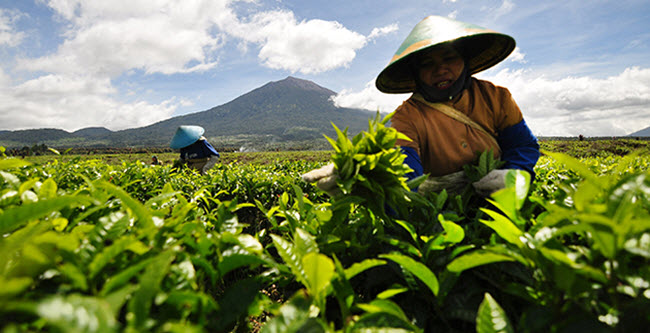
[376, 287, 409, 299]
[89, 236, 150, 278]
[476, 293, 514, 333]
[59, 263, 88, 291]
[271, 234, 306, 285]
[427, 216, 465, 251]
[0, 195, 93, 234]
[127, 250, 175, 329]
[0, 158, 31, 170]
[479, 209, 525, 249]
[100, 256, 156, 296]
[344, 258, 387, 279]
[489, 170, 530, 225]
[294, 228, 319, 256]
[96, 180, 155, 232]
[261, 290, 328, 333]
[302, 252, 335, 297]
[0, 276, 33, 298]
[36, 294, 118, 333]
[447, 250, 517, 273]
[356, 299, 410, 323]
[380, 253, 439, 296]
[218, 249, 266, 278]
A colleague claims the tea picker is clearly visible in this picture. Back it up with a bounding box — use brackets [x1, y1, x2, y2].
[303, 15, 540, 197]
[170, 125, 220, 174]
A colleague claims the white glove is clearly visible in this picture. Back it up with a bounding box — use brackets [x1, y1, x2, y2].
[301, 163, 341, 196]
[418, 171, 469, 196]
[472, 169, 511, 197]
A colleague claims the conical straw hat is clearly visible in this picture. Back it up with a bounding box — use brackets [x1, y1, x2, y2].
[169, 125, 205, 149]
[376, 15, 515, 93]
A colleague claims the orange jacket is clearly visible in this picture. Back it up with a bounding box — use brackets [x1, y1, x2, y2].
[391, 78, 523, 176]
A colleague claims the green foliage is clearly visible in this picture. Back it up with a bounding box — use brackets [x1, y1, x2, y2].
[2, 122, 650, 332]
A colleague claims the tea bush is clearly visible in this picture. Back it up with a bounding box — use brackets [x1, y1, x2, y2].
[1, 115, 649, 332]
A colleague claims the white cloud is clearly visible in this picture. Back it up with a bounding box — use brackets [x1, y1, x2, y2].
[0, 74, 176, 131]
[331, 80, 410, 113]
[229, 10, 367, 74]
[478, 66, 650, 136]
[482, 0, 515, 20]
[507, 47, 526, 63]
[0, 8, 24, 47]
[368, 23, 398, 40]
[0, 0, 407, 131]
[21, 0, 226, 76]
[334, 67, 650, 137]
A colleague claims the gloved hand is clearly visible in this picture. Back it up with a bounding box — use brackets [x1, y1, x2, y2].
[301, 163, 341, 196]
[418, 171, 469, 196]
[472, 169, 511, 197]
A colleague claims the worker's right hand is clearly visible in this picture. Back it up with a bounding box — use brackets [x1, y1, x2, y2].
[301, 163, 341, 196]
[417, 171, 469, 196]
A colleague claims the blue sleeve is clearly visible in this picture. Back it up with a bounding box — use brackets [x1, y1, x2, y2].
[201, 140, 220, 157]
[497, 119, 540, 178]
[401, 146, 423, 181]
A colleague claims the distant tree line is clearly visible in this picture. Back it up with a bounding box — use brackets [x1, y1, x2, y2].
[5, 144, 50, 157]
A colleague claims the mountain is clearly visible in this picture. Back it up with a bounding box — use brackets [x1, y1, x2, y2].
[0, 77, 377, 150]
[73, 127, 113, 139]
[629, 126, 650, 137]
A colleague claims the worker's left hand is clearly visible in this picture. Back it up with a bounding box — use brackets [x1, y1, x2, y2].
[472, 169, 512, 197]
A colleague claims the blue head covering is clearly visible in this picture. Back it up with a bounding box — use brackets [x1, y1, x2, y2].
[170, 125, 205, 149]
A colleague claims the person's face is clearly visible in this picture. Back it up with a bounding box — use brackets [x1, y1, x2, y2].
[416, 45, 465, 89]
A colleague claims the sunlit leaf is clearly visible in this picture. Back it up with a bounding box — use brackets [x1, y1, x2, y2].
[95, 180, 155, 232]
[447, 250, 517, 273]
[479, 209, 525, 249]
[380, 253, 439, 296]
[302, 252, 335, 297]
[356, 299, 410, 323]
[89, 236, 150, 278]
[271, 234, 306, 285]
[344, 258, 387, 279]
[0, 195, 93, 234]
[0, 158, 31, 170]
[36, 294, 118, 333]
[476, 293, 514, 333]
[0, 276, 33, 298]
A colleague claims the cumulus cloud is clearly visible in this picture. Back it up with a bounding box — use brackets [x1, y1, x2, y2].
[334, 67, 650, 137]
[368, 24, 398, 40]
[20, 0, 226, 76]
[0, 74, 176, 131]
[25, 1, 384, 76]
[507, 47, 526, 63]
[475, 67, 650, 136]
[0, 8, 24, 47]
[2, 0, 395, 131]
[331, 80, 410, 113]
[225, 10, 368, 74]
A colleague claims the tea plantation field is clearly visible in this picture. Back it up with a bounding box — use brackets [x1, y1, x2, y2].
[1, 122, 649, 332]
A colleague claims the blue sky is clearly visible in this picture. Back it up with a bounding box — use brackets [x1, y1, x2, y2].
[0, 0, 648, 136]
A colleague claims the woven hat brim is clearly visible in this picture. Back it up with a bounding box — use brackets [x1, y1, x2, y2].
[170, 125, 205, 149]
[376, 32, 515, 94]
